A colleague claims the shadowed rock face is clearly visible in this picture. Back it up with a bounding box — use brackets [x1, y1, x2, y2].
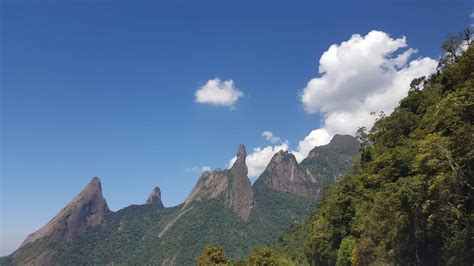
[182, 144, 254, 221]
[256, 150, 318, 197]
[146, 186, 164, 208]
[20, 177, 109, 246]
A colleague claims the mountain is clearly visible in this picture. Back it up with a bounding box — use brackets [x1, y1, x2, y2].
[254, 150, 318, 197]
[300, 134, 360, 186]
[146, 186, 164, 208]
[3, 135, 359, 265]
[181, 144, 254, 221]
[7, 177, 109, 265]
[259, 34, 474, 265]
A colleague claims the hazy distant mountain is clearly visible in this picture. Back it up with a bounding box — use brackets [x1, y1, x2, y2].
[3, 135, 359, 265]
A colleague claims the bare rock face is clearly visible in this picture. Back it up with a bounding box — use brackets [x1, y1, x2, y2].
[182, 144, 254, 221]
[20, 177, 109, 247]
[146, 186, 164, 208]
[11, 177, 109, 265]
[183, 170, 229, 208]
[255, 150, 319, 197]
[225, 144, 254, 221]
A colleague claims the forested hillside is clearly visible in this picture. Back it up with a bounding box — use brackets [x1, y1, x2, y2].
[234, 30, 473, 266]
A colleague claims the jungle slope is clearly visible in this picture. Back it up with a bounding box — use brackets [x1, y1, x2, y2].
[272, 35, 474, 266]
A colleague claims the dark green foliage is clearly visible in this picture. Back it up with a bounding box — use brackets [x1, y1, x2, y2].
[45, 190, 315, 265]
[273, 222, 312, 265]
[276, 35, 474, 265]
[197, 245, 230, 265]
[247, 246, 293, 266]
[54, 204, 182, 264]
[336, 237, 355, 266]
[252, 185, 316, 229]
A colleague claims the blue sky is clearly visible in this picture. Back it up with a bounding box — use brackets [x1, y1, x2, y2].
[1, 0, 472, 256]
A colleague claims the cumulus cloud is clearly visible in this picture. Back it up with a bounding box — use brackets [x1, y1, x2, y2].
[294, 30, 437, 159]
[292, 128, 332, 162]
[195, 78, 244, 108]
[227, 30, 437, 179]
[261, 131, 281, 143]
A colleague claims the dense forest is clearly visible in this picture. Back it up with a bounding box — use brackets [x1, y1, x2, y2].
[198, 30, 473, 265]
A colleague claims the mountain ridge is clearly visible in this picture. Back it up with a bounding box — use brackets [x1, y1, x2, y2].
[5, 135, 359, 265]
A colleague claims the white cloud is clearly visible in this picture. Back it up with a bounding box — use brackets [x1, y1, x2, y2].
[186, 166, 211, 173]
[292, 128, 332, 162]
[194, 78, 244, 108]
[261, 131, 281, 143]
[470, 11, 474, 18]
[227, 30, 437, 180]
[295, 30, 437, 159]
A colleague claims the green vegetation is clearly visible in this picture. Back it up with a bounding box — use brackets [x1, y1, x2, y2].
[52, 204, 182, 264]
[260, 31, 474, 265]
[336, 237, 355, 266]
[247, 246, 293, 266]
[43, 190, 316, 265]
[18, 134, 356, 265]
[197, 245, 230, 266]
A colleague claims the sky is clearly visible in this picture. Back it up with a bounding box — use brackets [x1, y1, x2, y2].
[1, 0, 473, 256]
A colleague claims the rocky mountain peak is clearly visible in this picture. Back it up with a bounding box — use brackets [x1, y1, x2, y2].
[227, 144, 254, 221]
[254, 150, 318, 197]
[232, 144, 247, 168]
[324, 134, 360, 154]
[19, 177, 109, 248]
[273, 149, 295, 161]
[237, 144, 246, 158]
[181, 144, 254, 221]
[146, 186, 163, 208]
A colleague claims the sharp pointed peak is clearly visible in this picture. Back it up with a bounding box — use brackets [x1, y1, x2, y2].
[89, 176, 101, 185]
[237, 144, 246, 158]
[151, 186, 161, 194]
[146, 186, 163, 207]
[231, 144, 247, 170]
[84, 176, 103, 193]
[19, 176, 109, 248]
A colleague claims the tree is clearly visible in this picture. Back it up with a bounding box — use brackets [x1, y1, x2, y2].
[248, 246, 293, 266]
[442, 34, 462, 59]
[409, 76, 425, 93]
[196, 245, 230, 266]
[336, 237, 355, 266]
